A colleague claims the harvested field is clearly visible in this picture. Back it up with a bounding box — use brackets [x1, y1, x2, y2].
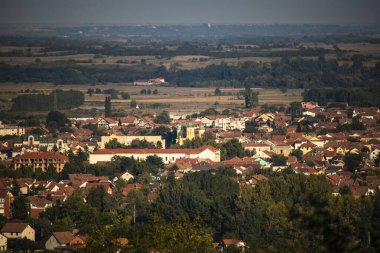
[0, 83, 303, 114]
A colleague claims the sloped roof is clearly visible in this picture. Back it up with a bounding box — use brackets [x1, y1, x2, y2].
[14, 152, 69, 162]
[53, 231, 74, 245]
[1, 223, 30, 233]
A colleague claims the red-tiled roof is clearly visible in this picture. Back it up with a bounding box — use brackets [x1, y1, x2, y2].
[287, 156, 298, 164]
[15, 152, 69, 162]
[242, 143, 270, 148]
[1, 222, 30, 233]
[53, 231, 75, 245]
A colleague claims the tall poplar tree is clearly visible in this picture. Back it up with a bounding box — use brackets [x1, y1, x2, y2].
[244, 85, 258, 108]
[104, 96, 111, 117]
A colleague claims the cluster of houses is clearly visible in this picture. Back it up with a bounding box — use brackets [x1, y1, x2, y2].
[0, 102, 379, 250]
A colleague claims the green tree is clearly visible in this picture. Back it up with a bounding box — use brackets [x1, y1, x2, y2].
[11, 179, 20, 197]
[270, 154, 287, 165]
[344, 153, 363, 172]
[220, 139, 247, 161]
[87, 186, 113, 213]
[78, 226, 121, 253]
[12, 196, 30, 220]
[130, 100, 137, 108]
[128, 139, 156, 149]
[155, 111, 170, 124]
[46, 165, 58, 180]
[288, 101, 302, 116]
[121, 92, 130, 99]
[146, 155, 164, 168]
[105, 138, 127, 149]
[244, 85, 258, 108]
[46, 111, 68, 129]
[290, 149, 303, 161]
[130, 217, 214, 253]
[105, 96, 112, 117]
[215, 88, 222, 96]
[7, 238, 40, 251]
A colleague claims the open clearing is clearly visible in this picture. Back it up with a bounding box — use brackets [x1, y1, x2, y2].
[0, 83, 303, 113]
[0, 53, 279, 70]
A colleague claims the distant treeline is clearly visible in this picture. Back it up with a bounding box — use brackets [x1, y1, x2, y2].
[303, 87, 380, 106]
[11, 90, 84, 112]
[1, 24, 379, 44]
[0, 41, 330, 59]
[0, 63, 164, 84]
[1, 57, 379, 89]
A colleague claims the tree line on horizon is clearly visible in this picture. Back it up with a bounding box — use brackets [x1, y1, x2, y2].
[1, 56, 378, 90]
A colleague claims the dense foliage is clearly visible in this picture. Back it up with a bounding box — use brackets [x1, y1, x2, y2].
[152, 171, 380, 253]
[11, 89, 84, 112]
[303, 87, 380, 106]
[2, 58, 380, 91]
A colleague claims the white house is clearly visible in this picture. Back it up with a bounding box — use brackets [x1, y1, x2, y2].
[45, 231, 74, 251]
[1, 223, 35, 241]
[370, 148, 380, 161]
[0, 234, 7, 251]
[89, 146, 220, 164]
[120, 171, 134, 182]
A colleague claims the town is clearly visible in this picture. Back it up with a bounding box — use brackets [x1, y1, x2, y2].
[0, 3, 380, 249]
[0, 86, 379, 251]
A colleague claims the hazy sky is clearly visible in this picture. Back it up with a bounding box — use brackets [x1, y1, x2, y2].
[1, 0, 380, 26]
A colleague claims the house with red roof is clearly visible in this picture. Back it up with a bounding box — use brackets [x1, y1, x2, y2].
[45, 231, 75, 251]
[27, 196, 53, 218]
[1, 222, 35, 241]
[118, 116, 138, 126]
[121, 184, 143, 197]
[81, 181, 114, 196]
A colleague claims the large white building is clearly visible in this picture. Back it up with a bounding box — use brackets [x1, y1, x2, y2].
[0, 121, 25, 136]
[89, 146, 220, 164]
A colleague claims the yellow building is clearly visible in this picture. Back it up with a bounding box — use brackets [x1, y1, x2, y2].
[177, 123, 204, 145]
[299, 142, 317, 154]
[272, 144, 292, 156]
[98, 134, 165, 149]
[13, 152, 69, 172]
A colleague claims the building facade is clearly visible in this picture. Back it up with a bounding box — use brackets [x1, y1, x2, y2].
[13, 152, 69, 172]
[90, 146, 220, 164]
